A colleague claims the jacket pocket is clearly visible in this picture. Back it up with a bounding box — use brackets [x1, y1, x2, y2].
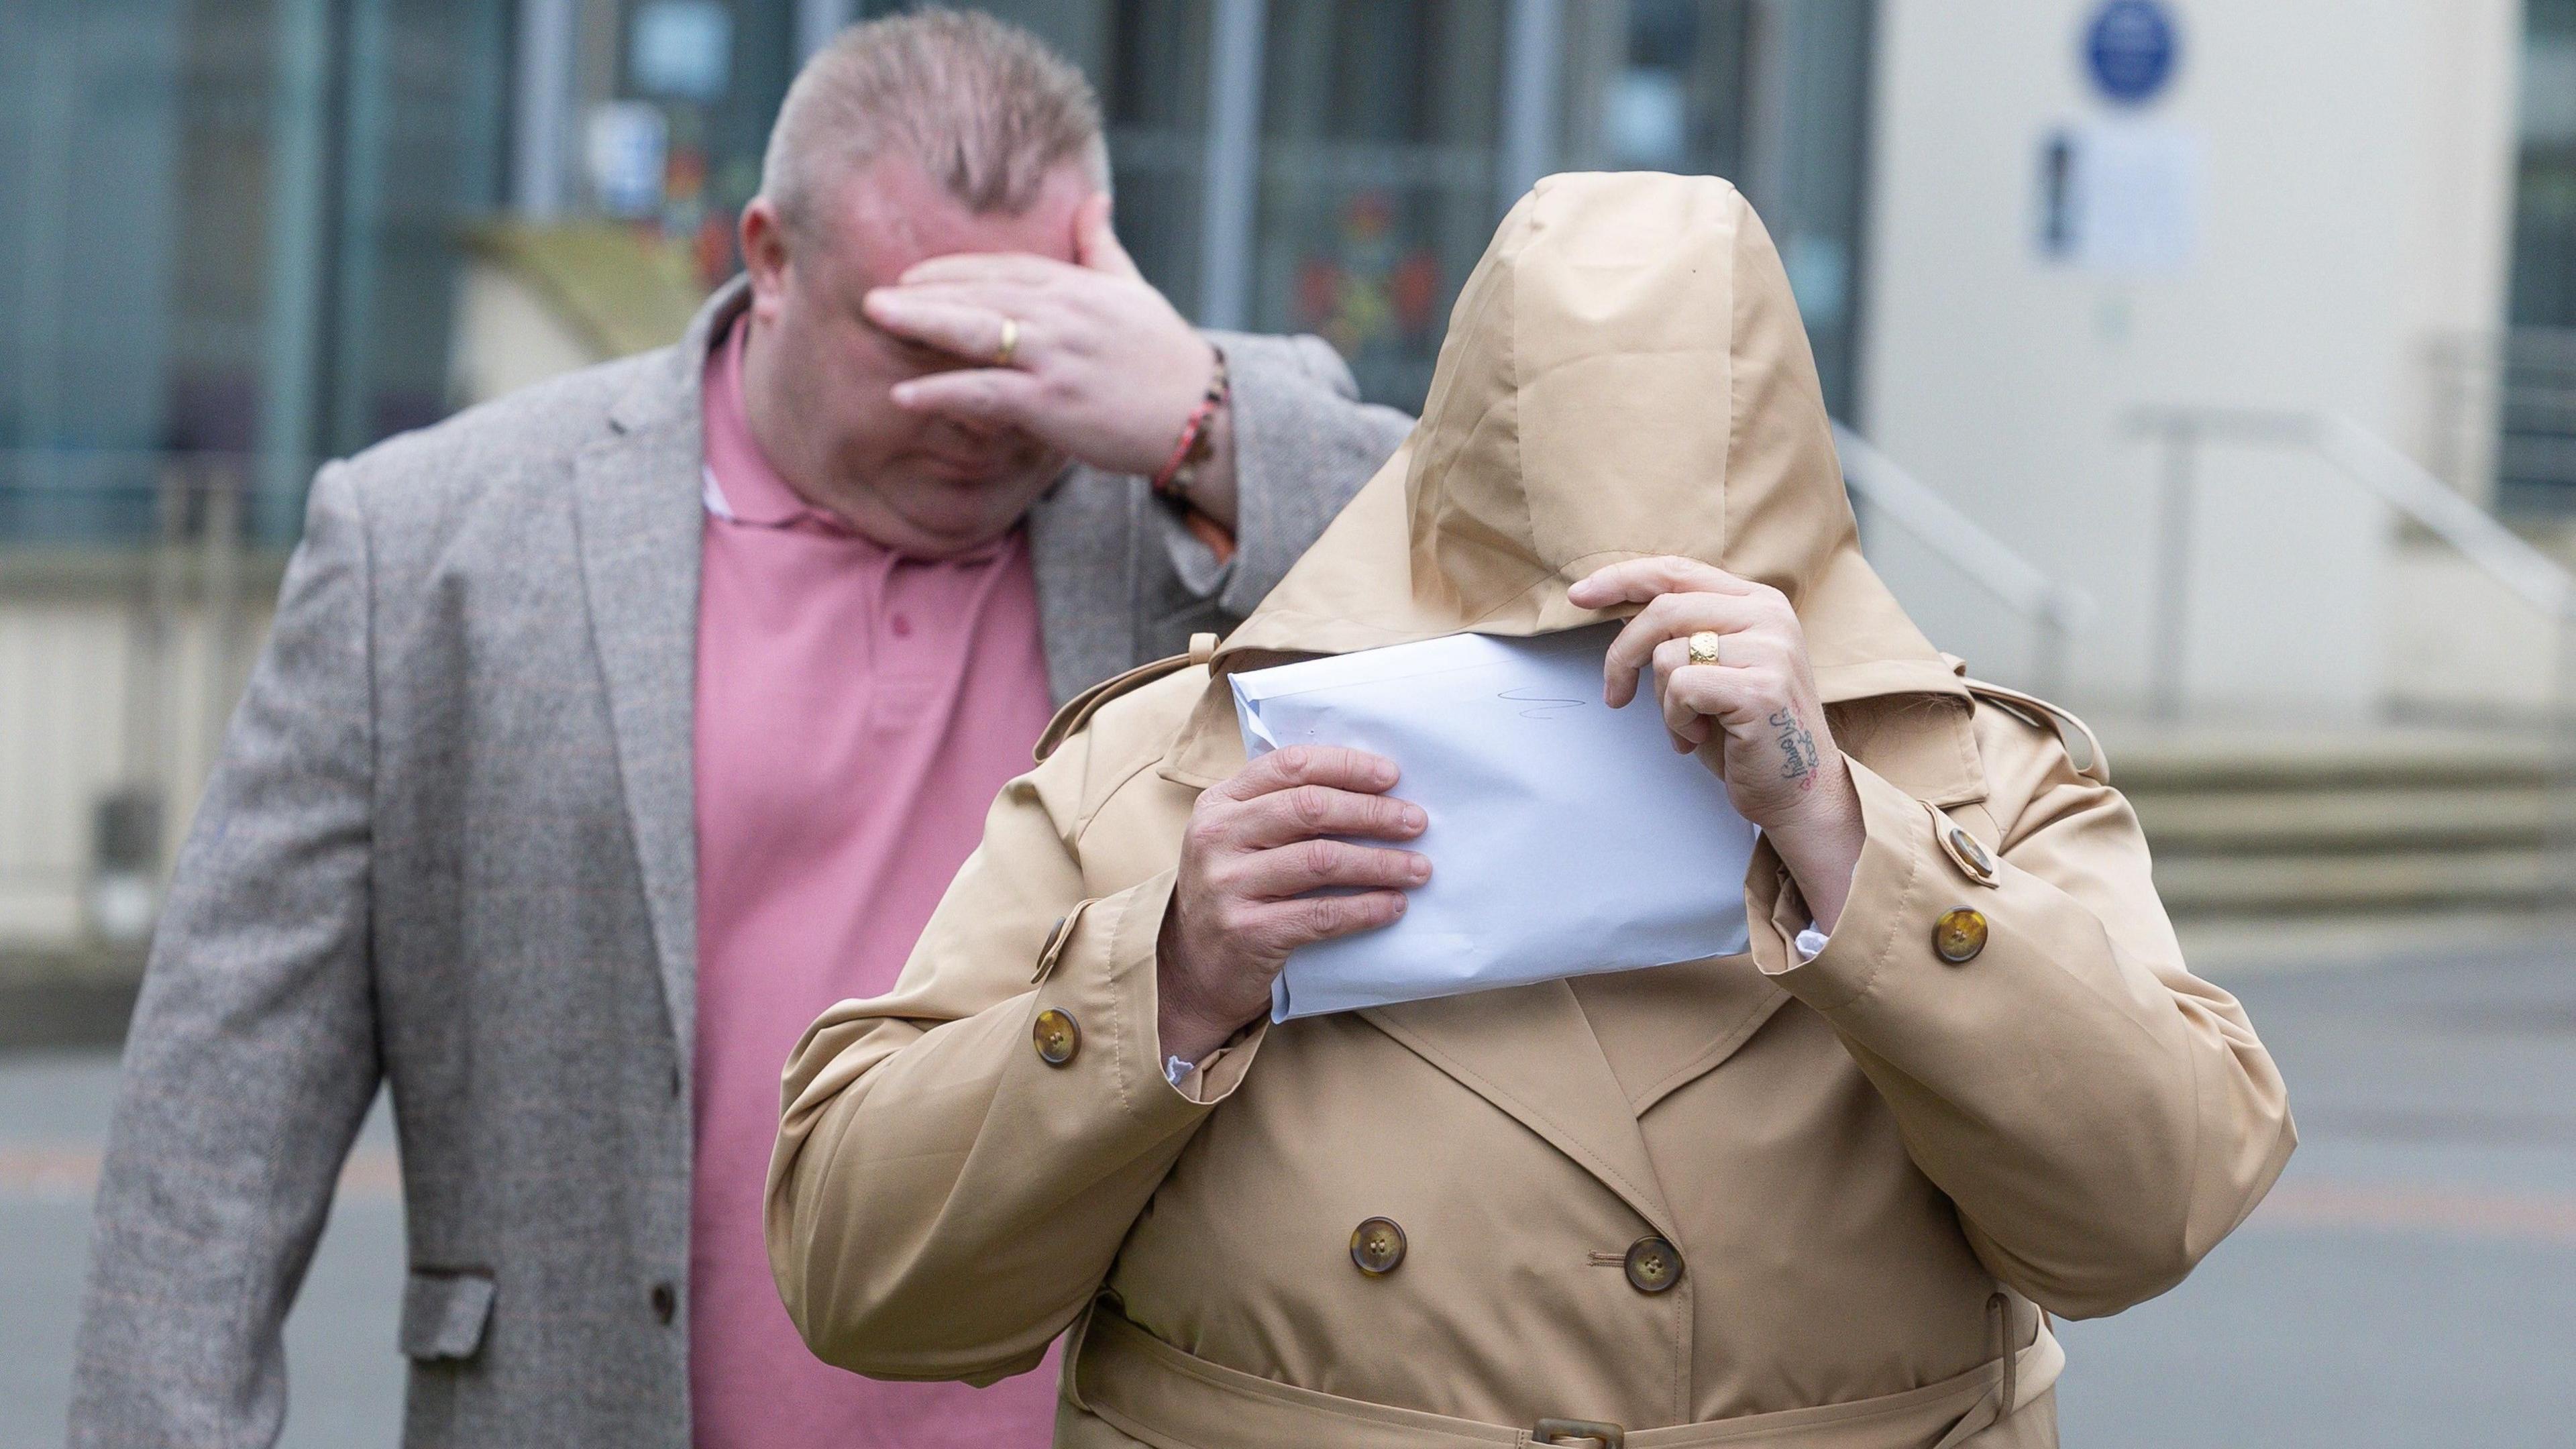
[399, 1267, 496, 1362]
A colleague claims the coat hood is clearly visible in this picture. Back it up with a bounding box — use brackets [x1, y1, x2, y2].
[1166, 172, 1969, 784]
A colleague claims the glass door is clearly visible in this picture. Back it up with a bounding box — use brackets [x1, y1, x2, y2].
[1556, 0, 1875, 419]
[1247, 0, 1506, 411]
[1093, 0, 1218, 313]
[2500, 0, 2576, 512]
[1222, 0, 1875, 417]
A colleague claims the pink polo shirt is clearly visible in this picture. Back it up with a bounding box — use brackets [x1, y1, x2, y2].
[690, 315, 1061, 1447]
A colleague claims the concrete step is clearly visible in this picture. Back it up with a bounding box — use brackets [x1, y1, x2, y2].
[0, 945, 144, 1049]
[2133, 787, 2548, 854]
[2154, 847, 2561, 916]
[2095, 720, 2566, 924]
[2176, 906, 2576, 977]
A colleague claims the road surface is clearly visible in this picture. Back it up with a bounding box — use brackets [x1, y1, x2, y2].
[7, 943, 2572, 1447]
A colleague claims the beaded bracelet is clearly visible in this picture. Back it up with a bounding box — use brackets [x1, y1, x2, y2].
[1150, 347, 1232, 497]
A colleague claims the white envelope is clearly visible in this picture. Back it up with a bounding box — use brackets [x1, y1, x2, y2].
[1230, 624, 1759, 1021]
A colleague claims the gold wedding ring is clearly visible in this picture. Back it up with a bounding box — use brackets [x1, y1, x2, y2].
[994, 315, 1021, 367]
[1686, 630, 1723, 666]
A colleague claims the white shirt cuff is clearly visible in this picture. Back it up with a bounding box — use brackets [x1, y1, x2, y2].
[1792, 926, 1830, 965]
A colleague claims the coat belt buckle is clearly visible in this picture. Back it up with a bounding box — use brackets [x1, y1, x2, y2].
[1534, 1419, 1625, 1448]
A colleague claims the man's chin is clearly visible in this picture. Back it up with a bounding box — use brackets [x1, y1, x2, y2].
[817, 461, 1061, 557]
[864, 494, 1034, 559]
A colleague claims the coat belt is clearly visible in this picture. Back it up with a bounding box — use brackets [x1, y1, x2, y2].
[1067, 1298, 2064, 1449]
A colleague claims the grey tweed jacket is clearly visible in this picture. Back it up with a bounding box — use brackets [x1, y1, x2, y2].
[70, 280, 1411, 1448]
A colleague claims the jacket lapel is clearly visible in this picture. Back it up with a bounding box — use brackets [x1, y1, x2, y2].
[568, 286, 737, 1064]
[1362, 983, 1680, 1242]
[1028, 470, 1139, 708]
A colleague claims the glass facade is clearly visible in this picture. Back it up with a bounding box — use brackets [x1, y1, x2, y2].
[1559, 0, 1874, 417]
[1248, 1, 1505, 409]
[1, 0, 513, 544]
[2510, 0, 2576, 331]
[0, 0, 1878, 548]
[2498, 0, 2576, 512]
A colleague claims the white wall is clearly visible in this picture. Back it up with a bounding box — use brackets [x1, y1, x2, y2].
[449, 260, 608, 409]
[0, 596, 265, 947]
[1856, 0, 2523, 718]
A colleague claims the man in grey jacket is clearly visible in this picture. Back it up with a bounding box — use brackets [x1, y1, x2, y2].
[70, 13, 1409, 1448]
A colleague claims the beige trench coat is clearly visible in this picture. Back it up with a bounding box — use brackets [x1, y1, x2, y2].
[769, 174, 2295, 1449]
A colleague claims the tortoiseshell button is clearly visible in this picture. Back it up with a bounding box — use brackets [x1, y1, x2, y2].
[1933, 908, 1989, 963]
[1350, 1217, 1407, 1275]
[1947, 826, 1996, 881]
[1623, 1236, 1682, 1293]
[1032, 1008, 1081, 1065]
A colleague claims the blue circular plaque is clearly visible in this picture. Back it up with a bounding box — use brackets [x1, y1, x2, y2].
[2084, 0, 2180, 105]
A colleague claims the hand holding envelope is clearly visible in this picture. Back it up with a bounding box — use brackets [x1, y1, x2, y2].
[1157, 557, 1867, 1056]
[1227, 623, 1760, 1020]
[1157, 740, 1433, 1053]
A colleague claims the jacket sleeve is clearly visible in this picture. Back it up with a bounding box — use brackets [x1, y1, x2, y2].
[1745, 705, 2294, 1321]
[766, 732, 1259, 1383]
[70, 465, 382, 1447]
[1146, 329, 1413, 616]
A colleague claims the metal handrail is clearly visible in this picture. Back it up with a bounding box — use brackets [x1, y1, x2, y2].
[2129, 405, 2576, 898]
[1832, 423, 2096, 696]
[0, 451, 264, 555]
[2425, 326, 2576, 506]
[2129, 407, 2576, 714]
[2317, 418, 2573, 612]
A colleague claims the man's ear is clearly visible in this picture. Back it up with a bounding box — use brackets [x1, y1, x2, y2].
[740, 198, 792, 323]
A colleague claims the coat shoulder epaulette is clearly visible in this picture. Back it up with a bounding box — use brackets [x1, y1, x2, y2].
[1962, 678, 2109, 786]
[1034, 633, 1222, 764]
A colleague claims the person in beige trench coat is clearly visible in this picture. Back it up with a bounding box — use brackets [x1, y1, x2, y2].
[767, 173, 2296, 1449]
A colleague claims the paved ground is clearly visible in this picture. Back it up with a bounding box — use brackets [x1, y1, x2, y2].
[6, 943, 2573, 1448]
[2051, 943, 2576, 1447]
[1, 1058, 405, 1448]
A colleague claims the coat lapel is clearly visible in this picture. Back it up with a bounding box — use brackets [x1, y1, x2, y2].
[568, 285, 738, 1064]
[1568, 957, 1792, 1114]
[1362, 983, 1680, 1242]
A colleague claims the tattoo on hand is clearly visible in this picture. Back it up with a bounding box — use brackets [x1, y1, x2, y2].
[1768, 708, 1822, 792]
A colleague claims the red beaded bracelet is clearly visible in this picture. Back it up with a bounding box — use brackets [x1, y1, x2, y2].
[1151, 348, 1231, 496]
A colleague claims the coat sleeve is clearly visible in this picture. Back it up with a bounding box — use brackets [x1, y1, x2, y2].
[70, 465, 383, 1448]
[1745, 704, 2294, 1321]
[1144, 330, 1413, 616]
[765, 731, 1258, 1383]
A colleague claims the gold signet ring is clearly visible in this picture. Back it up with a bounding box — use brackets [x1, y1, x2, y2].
[1686, 631, 1724, 666]
[994, 316, 1022, 367]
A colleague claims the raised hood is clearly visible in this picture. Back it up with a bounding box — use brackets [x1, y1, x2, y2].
[1165, 172, 1969, 785]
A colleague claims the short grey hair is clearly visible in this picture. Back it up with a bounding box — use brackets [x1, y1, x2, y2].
[760, 6, 1110, 237]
